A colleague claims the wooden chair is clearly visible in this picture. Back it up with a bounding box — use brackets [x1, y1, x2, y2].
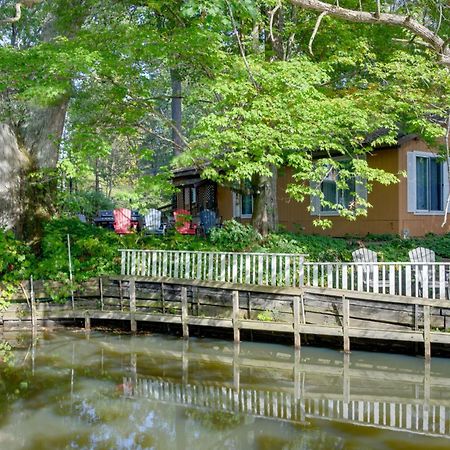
[352, 248, 378, 264]
[113, 208, 134, 234]
[352, 248, 388, 291]
[408, 247, 435, 263]
[199, 209, 218, 236]
[408, 247, 444, 297]
[143, 209, 166, 235]
[174, 209, 197, 235]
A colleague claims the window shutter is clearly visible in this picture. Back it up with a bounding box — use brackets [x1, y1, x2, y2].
[407, 152, 416, 213]
[232, 192, 240, 218]
[443, 159, 449, 212]
[310, 181, 320, 216]
[355, 177, 368, 213]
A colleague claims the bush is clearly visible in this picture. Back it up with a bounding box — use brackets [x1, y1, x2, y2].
[209, 220, 262, 252]
[35, 219, 122, 282]
[0, 230, 32, 282]
[58, 190, 115, 220]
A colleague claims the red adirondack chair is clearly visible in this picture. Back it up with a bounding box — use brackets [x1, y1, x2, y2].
[113, 208, 133, 234]
[174, 209, 197, 235]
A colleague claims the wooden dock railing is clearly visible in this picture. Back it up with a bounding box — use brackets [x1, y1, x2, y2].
[120, 249, 306, 286]
[120, 250, 450, 300]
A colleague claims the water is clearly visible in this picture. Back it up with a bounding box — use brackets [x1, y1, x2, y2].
[0, 330, 450, 449]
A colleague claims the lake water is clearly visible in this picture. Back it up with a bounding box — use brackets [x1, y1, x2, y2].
[0, 329, 450, 449]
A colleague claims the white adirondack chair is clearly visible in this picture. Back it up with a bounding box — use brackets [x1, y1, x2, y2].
[408, 247, 435, 264]
[144, 209, 165, 235]
[408, 247, 443, 297]
[352, 248, 378, 264]
[352, 248, 388, 291]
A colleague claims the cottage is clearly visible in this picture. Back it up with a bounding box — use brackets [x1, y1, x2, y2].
[173, 134, 449, 237]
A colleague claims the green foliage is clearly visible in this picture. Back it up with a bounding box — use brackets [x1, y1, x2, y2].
[256, 310, 274, 322]
[0, 230, 33, 308]
[0, 231, 32, 282]
[209, 220, 262, 251]
[58, 190, 115, 220]
[34, 219, 122, 283]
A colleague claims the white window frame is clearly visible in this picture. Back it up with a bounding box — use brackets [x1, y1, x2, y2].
[232, 191, 253, 219]
[407, 151, 449, 216]
[310, 157, 367, 217]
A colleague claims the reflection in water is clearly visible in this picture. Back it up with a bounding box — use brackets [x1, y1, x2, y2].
[0, 330, 449, 449]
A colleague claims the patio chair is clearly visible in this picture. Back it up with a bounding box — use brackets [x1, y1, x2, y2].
[352, 248, 388, 291]
[76, 213, 87, 223]
[174, 209, 197, 235]
[199, 209, 218, 236]
[113, 208, 134, 234]
[408, 247, 446, 297]
[143, 209, 166, 235]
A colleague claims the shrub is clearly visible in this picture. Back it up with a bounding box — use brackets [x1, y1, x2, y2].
[209, 220, 261, 252]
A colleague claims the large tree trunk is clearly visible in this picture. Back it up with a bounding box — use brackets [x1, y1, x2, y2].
[252, 166, 278, 236]
[0, 102, 68, 238]
[0, 5, 79, 239]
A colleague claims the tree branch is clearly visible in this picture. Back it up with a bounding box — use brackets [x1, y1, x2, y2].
[0, 1, 42, 26]
[289, 0, 450, 67]
[269, 2, 282, 44]
[309, 11, 327, 55]
[225, 0, 260, 90]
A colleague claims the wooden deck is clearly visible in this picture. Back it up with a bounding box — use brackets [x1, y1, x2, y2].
[3, 275, 450, 359]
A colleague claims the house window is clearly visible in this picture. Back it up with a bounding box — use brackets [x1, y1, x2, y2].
[310, 161, 364, 216]
[321, 168, 356, 212]
[407, 152, 448, 215]
[191, 187, 197, 205]
[416, 156, 443, 211]
[233, 192, 253, 219]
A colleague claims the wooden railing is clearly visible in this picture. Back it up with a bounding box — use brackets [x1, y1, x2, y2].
[120, 249, 306, 286]
[303, 262, 450, 300]
[120, 250, 450, 299]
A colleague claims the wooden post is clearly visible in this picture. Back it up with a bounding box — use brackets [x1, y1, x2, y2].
[232, 290, 240, 344]
[423, 305, 431, 359]
[85, 311, 91, 331]
[99, 277, 104, 311]
[293, 296, 301, 349]
[30, 276, 37, 331]
[129, 278, 137, 333]
[342, 295, 350, 353]
[181, 286, 188, 339]
[119, 280, 124, 311]
[195, 287, 200, 316]
[161, 283, 165, 314]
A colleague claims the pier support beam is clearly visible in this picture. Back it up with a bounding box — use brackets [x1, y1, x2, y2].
[423, 305, 431, 359]
[342, 295, 350, 353]
[129, 279, 137, 333]
[181, 286, 188, 339]
[293, 296, 301, 349]
[232, 290, 240, 344]
[84, 311, 91, 331]
[99, 277, 104, 311]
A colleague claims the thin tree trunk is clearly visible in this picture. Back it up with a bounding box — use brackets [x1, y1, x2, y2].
[170, 68, 183, 156]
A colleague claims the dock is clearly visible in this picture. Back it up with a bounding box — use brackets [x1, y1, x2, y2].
[3, 271, 450, 358]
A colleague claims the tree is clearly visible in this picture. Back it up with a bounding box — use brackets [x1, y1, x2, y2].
[178, 1, 448, 234]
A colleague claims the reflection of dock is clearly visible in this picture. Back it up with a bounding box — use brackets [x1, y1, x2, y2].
[123, 376, 450, 437]
[118, 342, 450, 439]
